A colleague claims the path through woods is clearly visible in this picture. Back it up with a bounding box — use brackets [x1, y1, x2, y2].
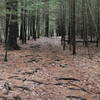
[0, 37, 100, 100]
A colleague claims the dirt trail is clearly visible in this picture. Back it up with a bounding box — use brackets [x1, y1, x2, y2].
[0, 37, 100, 100]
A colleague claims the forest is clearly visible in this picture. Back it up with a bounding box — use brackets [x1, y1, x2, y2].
[0, 0, 100, 100]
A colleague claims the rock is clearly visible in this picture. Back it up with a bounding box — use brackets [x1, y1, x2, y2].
[2, 88, 9, 95]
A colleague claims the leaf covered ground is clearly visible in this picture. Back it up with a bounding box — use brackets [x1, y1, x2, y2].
[0, 37, 100, 100]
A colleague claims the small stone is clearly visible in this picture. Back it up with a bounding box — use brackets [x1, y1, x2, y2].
[2, 88, 9, 95]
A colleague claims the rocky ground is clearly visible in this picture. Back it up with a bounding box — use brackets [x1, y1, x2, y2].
[0, 37, 100, 100]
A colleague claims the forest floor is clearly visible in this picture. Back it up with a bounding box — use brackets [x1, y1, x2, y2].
[0, 37, 100, 100]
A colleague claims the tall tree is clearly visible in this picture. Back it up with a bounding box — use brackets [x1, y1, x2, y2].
[60, 0, 66, 50]
[7, 0, 19, 50]
[44, 0, 49, 37]
[71, 0, 76, 54]
[97, 0, 100, 47]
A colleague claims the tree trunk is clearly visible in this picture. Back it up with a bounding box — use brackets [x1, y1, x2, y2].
[71, 0, 76, 55]
[7, 0, 20, 50]
[45, 0, 49, 37]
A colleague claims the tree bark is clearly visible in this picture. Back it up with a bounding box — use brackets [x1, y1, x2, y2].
[7, 0, 20, 50]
